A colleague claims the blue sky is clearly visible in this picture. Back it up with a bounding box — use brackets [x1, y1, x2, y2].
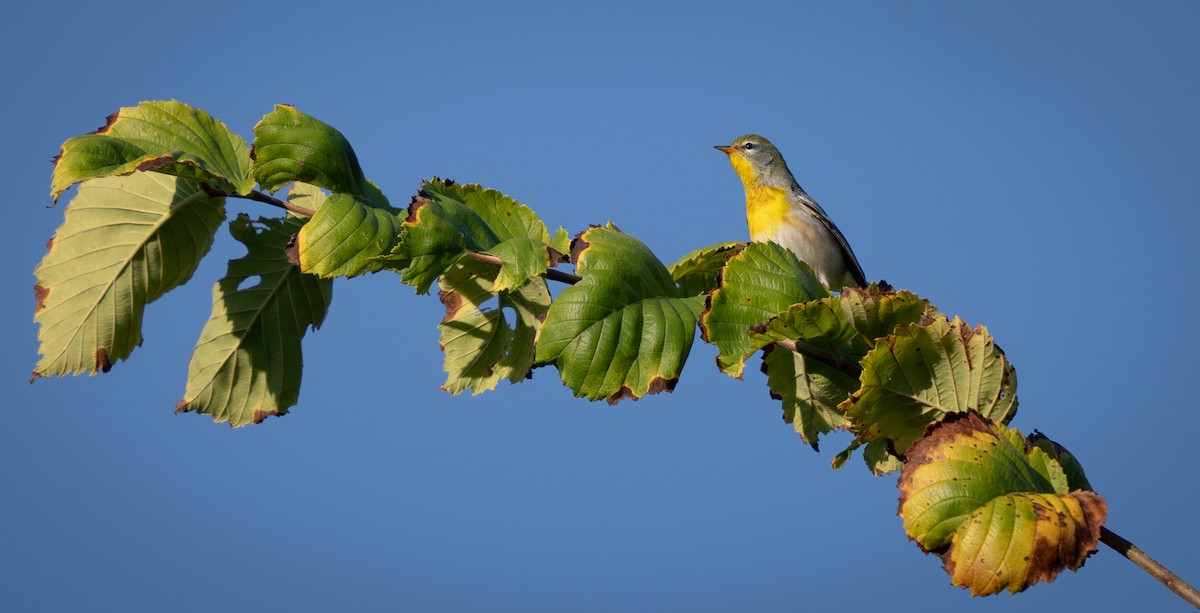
[4, 1, 1199, 611]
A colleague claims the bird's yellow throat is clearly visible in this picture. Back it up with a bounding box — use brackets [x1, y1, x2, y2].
[728, 154, 791, 239]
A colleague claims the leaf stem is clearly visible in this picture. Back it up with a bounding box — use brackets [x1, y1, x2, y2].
[1100, 526, 1200, 607]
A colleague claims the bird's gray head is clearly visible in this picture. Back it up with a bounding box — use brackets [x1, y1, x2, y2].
[714, 134, 793, 188]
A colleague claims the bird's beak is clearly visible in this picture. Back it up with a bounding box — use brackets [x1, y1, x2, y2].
[714, 145, 733, 154]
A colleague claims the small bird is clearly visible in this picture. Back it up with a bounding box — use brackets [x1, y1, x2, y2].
[715, 134, 867, 290]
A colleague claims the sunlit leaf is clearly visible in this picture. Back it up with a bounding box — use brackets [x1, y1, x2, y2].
[536, 224, 704, 402]
[748, 289, 932, 451]
[668, 241, 743, 297]
[549, 226, 572, 259]
[898, 412, 1105, 596]
[251, 104, 387, 205]
[841, 315, 1018, 455]
[295, 192, 402, 278]
[382, 179, 554, 293]
[51, 100, 253, 200]
[283, 182, 329, 215]
[32, 173, 226, 379]
[899, 412, 1055, 551]
[699, 241, 827, 378]
[837, 287, 936, 355]
[1028, 430, 1095, 492]
[176, 215, 332, 426]
[423, 181, 550, 243]
[438, 260, 550, 394]
[487, 236, 548, 292]
[946, 491, 1106, 595]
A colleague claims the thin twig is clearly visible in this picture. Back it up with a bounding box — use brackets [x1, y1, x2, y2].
[245, 189, 315, 217]
[774, 338, 863, 380]
[1100, 526, 1200, 608]
[202, 185, 316, 217]
[545, 268, 582, 284]
[468, 251, 582, 285]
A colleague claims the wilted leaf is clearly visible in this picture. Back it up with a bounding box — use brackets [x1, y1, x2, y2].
[897, 411, 1106, 596]
[52, 100, 253, 200]
[841, 315, 1018, 455]
[176, 215, 332, 426]
[668, 241, 743, 297]
[33, 173, 226, 379]
[699, 241, 827, 378]
[536, 224, 704, 403]
[899, 412, 1056, 551]
[945, 491, 1106, 595]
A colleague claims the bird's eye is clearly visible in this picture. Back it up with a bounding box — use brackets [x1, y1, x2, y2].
[742, 142, 756, 150]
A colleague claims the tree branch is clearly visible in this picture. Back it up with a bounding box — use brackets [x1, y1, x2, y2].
[775, 338, 1200, 607]
[208, 187, 584, 285]
[1100, 526, 1200, 608]
[773, 341, 1200, 608]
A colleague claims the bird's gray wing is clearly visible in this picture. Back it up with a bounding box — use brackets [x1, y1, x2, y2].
[794, 186, 868, 287]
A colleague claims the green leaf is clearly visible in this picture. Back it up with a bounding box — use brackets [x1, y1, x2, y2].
[748, 299, 862, 365]
[699, 241, 828, 378]
[837, 287, 937, 355]
[423, 181, 550, 244]
[487, 237, 549, 292]
[830, 438, 903, 474]
[746, 288, 932, 450]
[862, 439, 904, 475]
[760, 345, 855, 449]
[176, 215, 332, 426]
[285, 182, 329, 213]
[748, 288, 933, 368]
[296, 192, 403, 278]
[898, 412, 1106, 596]
[668, 241, 744, 296]
[51, 100, 253, 200]
[437, 260, 551, 394]
[549, 227, 572, 259]
[32, 173, 226, 379]
[251, 105, 387, 204]
[536, 224, 705, 402]
[382, 180, 553, 293]
[382, 197, 481, 292]
[841, 315, 1018, 455]
[1028, 431, 1095, 491]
